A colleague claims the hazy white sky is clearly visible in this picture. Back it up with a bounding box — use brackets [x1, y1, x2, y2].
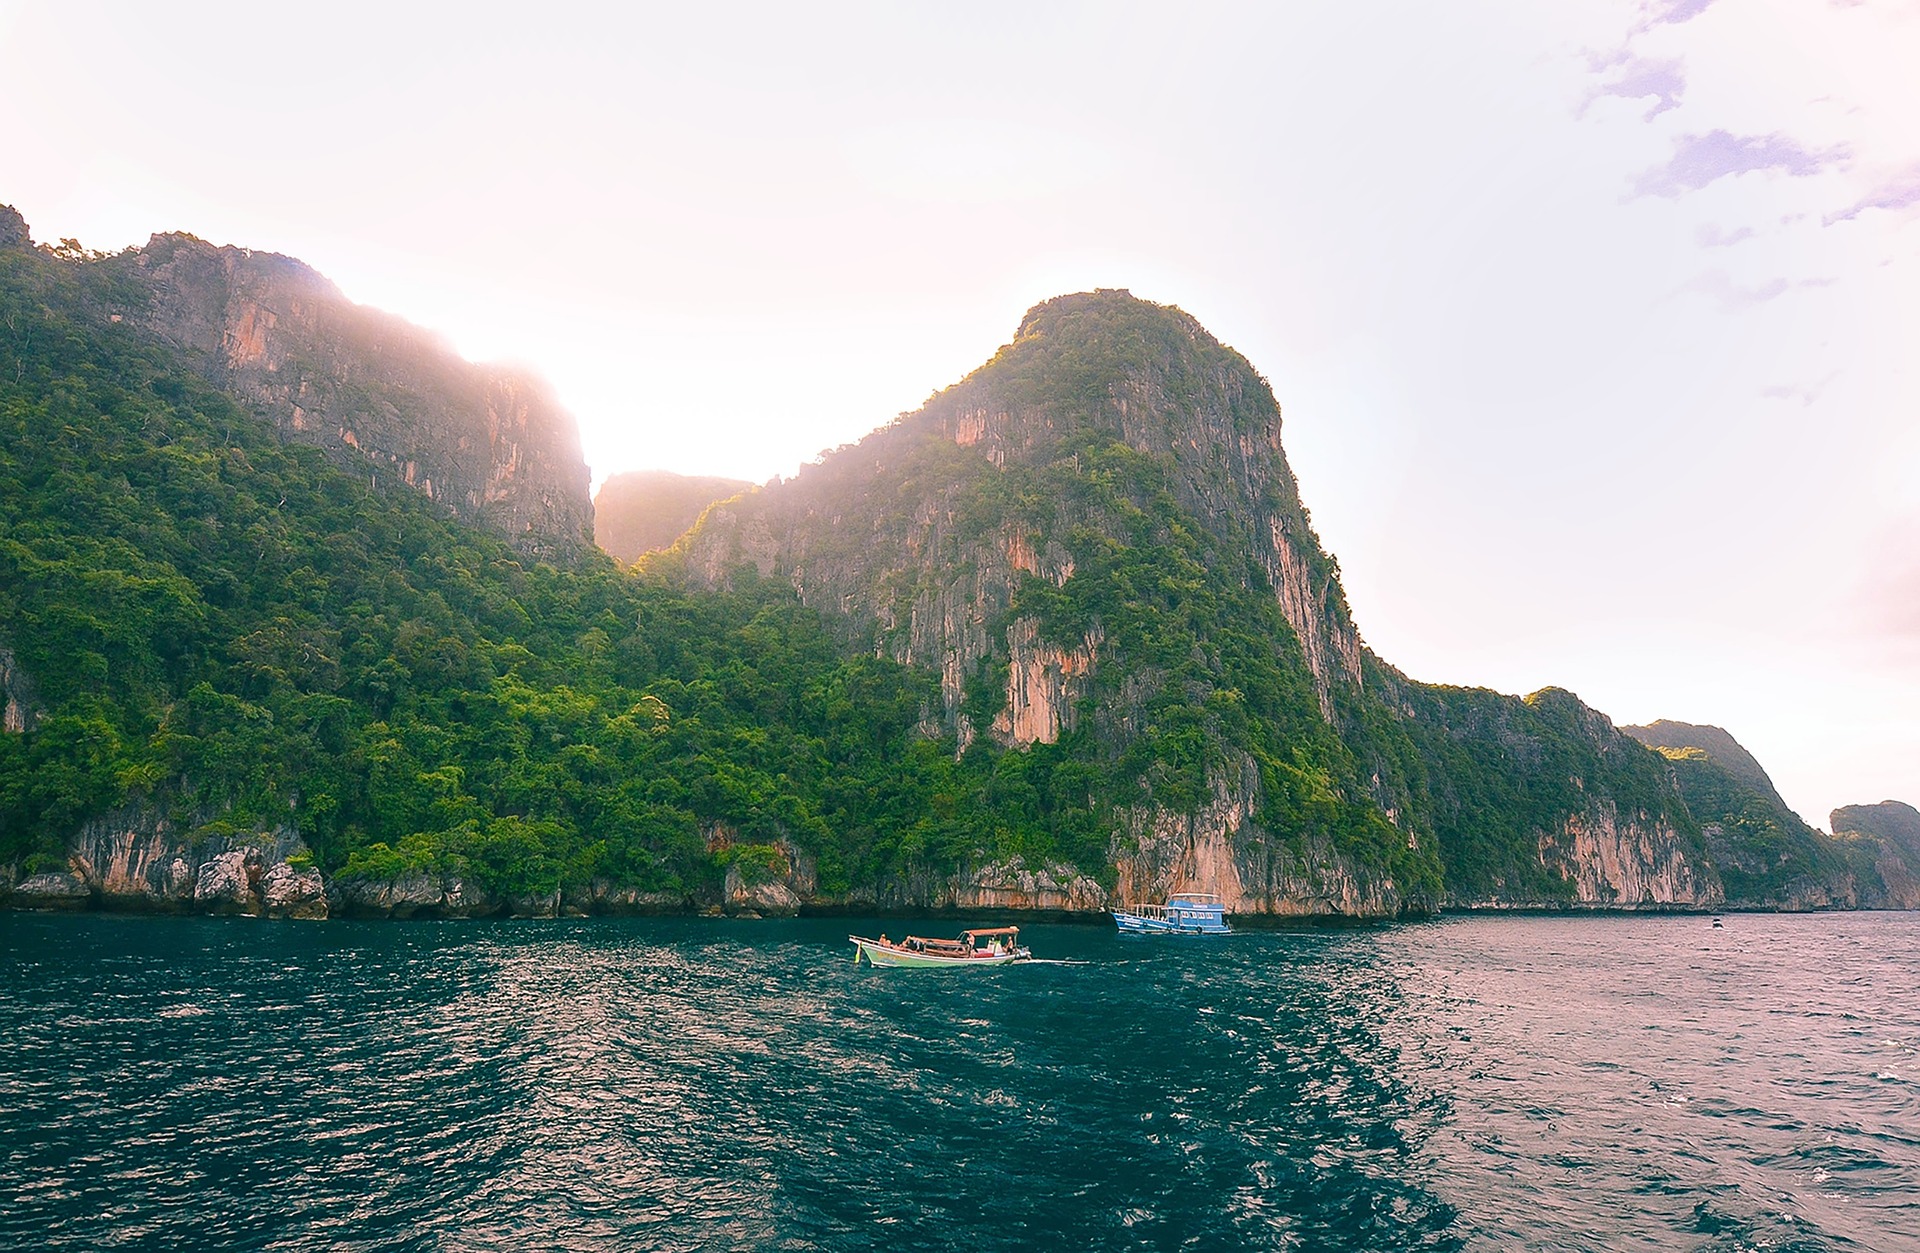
[2, 1, 1916, 826]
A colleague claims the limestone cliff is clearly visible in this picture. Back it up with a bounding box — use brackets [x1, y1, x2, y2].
[109, 232, 593, 558]
[0, 204, 29, 251]
[0, 642, 38, 734]
[679, 290, 1436, 916]
[1398, 683, 1722, 909]
[1540, 802, 1720, 908]
[1622, 723, 1920, 909]
[2, 803, 326, 919]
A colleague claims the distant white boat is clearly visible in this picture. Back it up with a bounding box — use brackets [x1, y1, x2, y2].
[1112, 892, 1232, 935]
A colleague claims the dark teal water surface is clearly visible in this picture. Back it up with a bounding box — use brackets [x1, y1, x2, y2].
[2, 912, 1916, 1251]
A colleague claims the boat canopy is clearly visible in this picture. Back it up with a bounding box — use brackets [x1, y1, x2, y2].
[960, 927, 1020, 939]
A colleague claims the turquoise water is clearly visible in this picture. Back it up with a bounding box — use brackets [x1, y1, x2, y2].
[2, 912, 1915, 1251]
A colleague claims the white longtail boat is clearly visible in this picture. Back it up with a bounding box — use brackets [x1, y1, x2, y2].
[849, 926, 1030, 967]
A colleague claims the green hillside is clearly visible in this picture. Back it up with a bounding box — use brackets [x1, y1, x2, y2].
[0, 236, 1024, 903]
[8, 228, 1908, 917]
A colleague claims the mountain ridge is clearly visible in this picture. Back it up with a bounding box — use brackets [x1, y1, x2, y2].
[4, 207, 593, 558]
[1621, 721, 1920, 909]
[676, 289, 1721, 915]
[5, 220, 1915, 920]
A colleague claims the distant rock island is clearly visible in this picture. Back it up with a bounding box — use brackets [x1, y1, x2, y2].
[3, 205, 1916, 920]
[594, 470, 750, 564]
[1621, 723, 1920, 910]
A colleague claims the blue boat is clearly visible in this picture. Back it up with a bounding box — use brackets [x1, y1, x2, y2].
[1112, 892, 1232, 935]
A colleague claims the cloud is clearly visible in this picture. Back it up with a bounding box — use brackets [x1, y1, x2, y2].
[1681, 268, 1788, 310]
[1633, 130, 1849, 198]
[1695, 223, 1754, 247]
[1584, 56, 1687, 120]
[1639, 0, 1719, 29]
[1683, 271, 1839, 311]
[1761, 371, 1840, 405]
[1825, 163, 1920, 224]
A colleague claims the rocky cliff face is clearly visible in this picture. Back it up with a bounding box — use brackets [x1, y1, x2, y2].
[1830, 800, 1920, 909]
[678, 291, 1438, 916]
[109, 232, 593, 558]
[1398, 683, 1722, 910]
[1540, 801, 1721, 908]
[0, 642, 38, 734]
[0, 204, 29, 251]
[2, 803, 326, 919]
[1111, 757, 1412, 917]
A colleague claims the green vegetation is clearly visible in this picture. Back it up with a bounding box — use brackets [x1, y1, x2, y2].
[0, 243, 1036, 900]
[995, 435, 1438, 896]
[1397, 684, 1702, 902]
[10, 253, 1862, 917]
[1653, 746, 1875, 906]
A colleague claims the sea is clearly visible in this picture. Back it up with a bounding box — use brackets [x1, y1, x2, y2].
[1, 910, 1915, 1252]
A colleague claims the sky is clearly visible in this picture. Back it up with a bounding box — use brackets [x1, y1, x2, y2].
[1, 0, 1915, 827]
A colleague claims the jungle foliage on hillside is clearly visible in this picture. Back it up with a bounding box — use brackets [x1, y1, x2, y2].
[994, 434, 1442, 898]
[0, 245, 1056, 898]
[1394, 682, 1704, 902]
[713, 292, 1446, 900]
[1653, 746, 1882, 906]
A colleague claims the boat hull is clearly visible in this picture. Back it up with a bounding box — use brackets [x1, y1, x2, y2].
[1111, 910, 1232, 935]
[850, 937, 1030, 967]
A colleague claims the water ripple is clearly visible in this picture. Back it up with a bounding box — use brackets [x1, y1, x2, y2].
[1, 912, 1916, 1250]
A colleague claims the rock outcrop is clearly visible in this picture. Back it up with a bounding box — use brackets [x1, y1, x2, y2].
[10, 871, 91, 910]
[328, 871, 499, 920]
[0, 204, 29, 251]
[1, 642, 39, 733]
[109, 232, 593, 559]
[260, 861, 329, 920]
[1, 803, 329, 918]
[1830, 800, 1920, 909]
[950, 858, 1108, 913]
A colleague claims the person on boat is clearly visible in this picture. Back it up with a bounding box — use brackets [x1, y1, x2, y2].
[878, 934, 890, 947]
